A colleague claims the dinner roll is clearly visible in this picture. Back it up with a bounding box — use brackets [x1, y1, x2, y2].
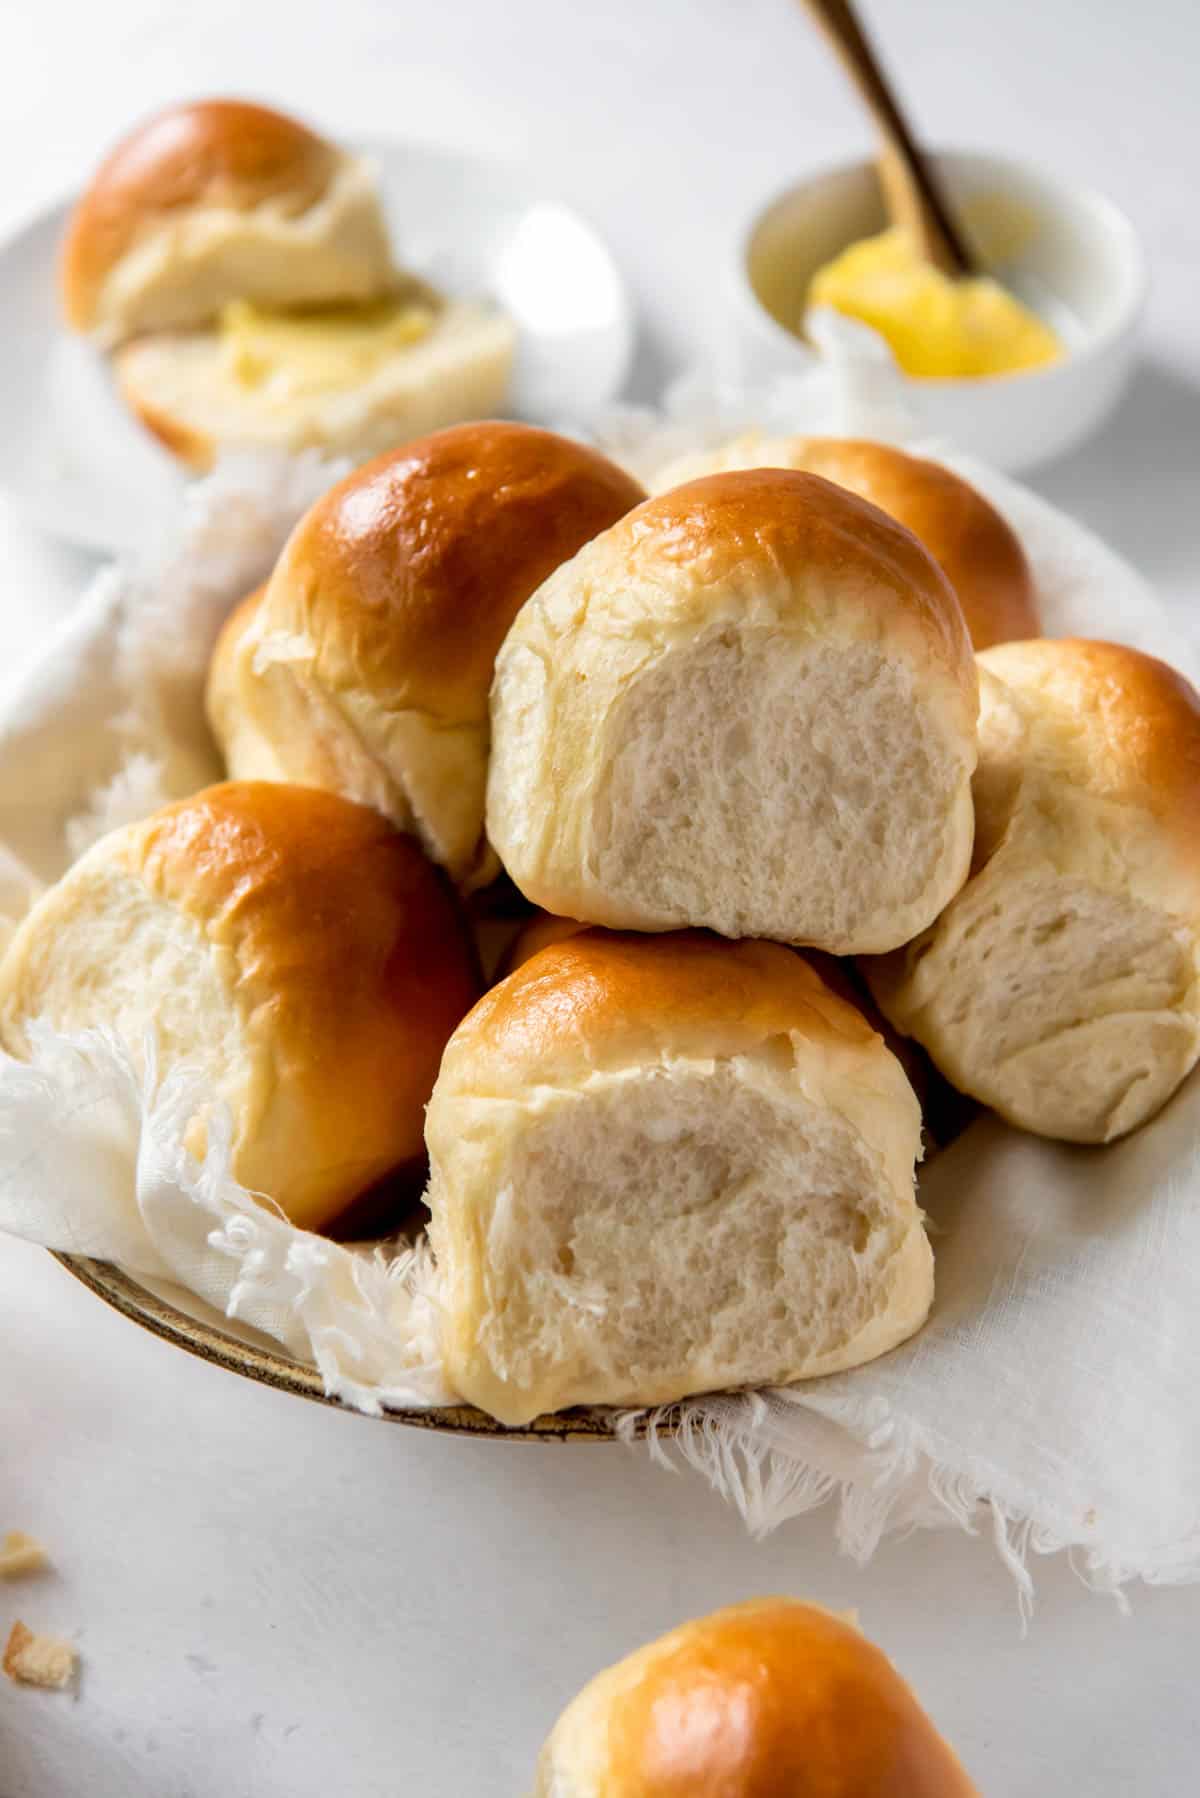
[425, 930, 931, 1425]
[113, 294, 514, 471]
[0, 782, 480, 1231]
[61, 99, 393, 346]
[206, 423, 645, 888]
[488, 470, 978, 954]
[652, 434, 1038, 650]
[534, 1600, 979, 1797]
[865, 639, 1200, 1143]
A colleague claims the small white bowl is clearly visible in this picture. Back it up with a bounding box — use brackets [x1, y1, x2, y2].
[725, 149, 1147, 472]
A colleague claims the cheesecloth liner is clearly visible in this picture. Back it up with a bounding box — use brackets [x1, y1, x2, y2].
[1, 318, 1198, 1603]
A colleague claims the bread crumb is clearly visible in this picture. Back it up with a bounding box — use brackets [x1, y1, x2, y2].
[3, 1620, 77, 1690]
[0, 1532, 50, 1578]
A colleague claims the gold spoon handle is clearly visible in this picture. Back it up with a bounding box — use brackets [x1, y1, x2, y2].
[799, 0, 977, 276]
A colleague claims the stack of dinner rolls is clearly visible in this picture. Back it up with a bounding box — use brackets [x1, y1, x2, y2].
[5, 419, 1199, 1425]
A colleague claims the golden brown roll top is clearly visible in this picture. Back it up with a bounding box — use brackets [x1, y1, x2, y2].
[206, 422, 646, 887]
[652, 434, 1039, 650]
[61, 98, 393, 344]
[0, 782, 481, 1230]
[460, 928, 882, 1086]
[278, 422, 645, 723]
[534, 1599, 979, 1796]
[866, 638, 1200, 1143]
[612, 470, 975, 680]
[488, 468, 978, 953]
[426, 929, 931, 1424]
[977, 638, 1200, 843]
[497, 917, 970, 1152]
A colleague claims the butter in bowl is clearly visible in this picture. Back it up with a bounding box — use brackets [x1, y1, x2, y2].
[727, 148, 1146, 471]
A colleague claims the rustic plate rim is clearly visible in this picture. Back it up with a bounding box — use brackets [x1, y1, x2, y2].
[53, 1252, 645, 1443]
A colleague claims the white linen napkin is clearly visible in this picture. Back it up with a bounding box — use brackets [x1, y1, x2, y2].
[0, 349, 1197, 1603]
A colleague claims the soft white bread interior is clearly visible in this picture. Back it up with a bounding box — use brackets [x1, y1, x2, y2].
[651, 433, 1039, 651]
[425, 930, 931, 1425]
[864, 639, 1200, 1143]
[112, 295, 516, 471]
[487, 469, 978, 954]
[534, 1598, 979, 1797]
[61, 99, 394, 346]
[206, 423, 645, 888]
[0, 782, 480, 1231]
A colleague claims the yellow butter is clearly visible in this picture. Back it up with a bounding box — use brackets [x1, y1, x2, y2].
[809, 226, 1062, 379]
[219, 294, 438, 398]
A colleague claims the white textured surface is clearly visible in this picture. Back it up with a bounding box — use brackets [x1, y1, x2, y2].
[1, 2, 1199, 1794]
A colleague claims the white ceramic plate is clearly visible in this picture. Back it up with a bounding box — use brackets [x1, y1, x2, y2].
[0, 139, 636, 555]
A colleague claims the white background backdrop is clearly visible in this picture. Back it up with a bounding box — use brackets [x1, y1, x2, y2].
[1, 2, 1199, 1793]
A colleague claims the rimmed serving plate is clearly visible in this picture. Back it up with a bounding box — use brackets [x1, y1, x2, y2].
[54, 1252, 634, 1442]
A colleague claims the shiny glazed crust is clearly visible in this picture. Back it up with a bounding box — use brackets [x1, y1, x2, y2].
[535, 1599, 980, 1795]
[262, 422, 646, 721]
[207, 423, 645, 883]
[605, 471, 976, 691]
[444, 929, 880, 1091]
[651, 434, 1038, 651]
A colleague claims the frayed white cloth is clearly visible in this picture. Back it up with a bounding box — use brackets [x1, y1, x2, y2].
[0, 448, 346, 880]
[1, 347, 1199, 1599]
[621, 1089, 1200, 1616]
[0, 1024, 451, 1412]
